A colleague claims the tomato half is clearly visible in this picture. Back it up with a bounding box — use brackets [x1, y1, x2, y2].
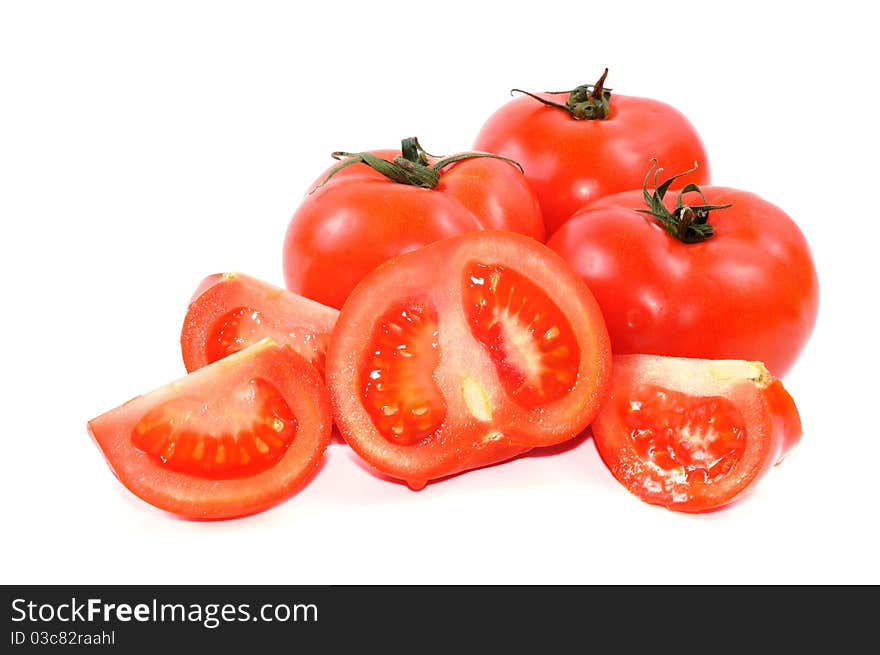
[88, 340, 332, 519]
[591, 355, 802, 513]
[282, 137, 544, 309]
[546, 170, 819, 377]
[326, 230, 612, 489]
[180, 272, 338, 376]
[473, 70, 709, 233]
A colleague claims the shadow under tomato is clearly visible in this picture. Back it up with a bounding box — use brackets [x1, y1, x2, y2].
[330, 424, 346, 444]
[521, 428, 592, 459]
[345, 427, 594, 491]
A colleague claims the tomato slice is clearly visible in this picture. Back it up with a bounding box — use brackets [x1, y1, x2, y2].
[327, 230, 612, 489]
[180, 272, 338, 375]
[591, 355, 802, 513]
[88, 340, 332, 519]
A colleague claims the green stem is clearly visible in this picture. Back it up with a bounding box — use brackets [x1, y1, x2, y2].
[511, 68, 612, 120]
[635, 159, 731, 244]
[310, 137, 523, 193]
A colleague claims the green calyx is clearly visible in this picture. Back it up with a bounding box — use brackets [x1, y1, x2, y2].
[636, 159, 731, 244]
[311, 137, 523, 193]
[511, 68, 612, 120]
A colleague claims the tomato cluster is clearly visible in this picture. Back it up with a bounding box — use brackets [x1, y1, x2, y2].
[88, 70, 817, 517]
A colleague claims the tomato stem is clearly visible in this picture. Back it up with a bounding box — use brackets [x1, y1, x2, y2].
[511, 68, 612, 120]
[635, 159, 731, 244]
[310, 137, 523, 193]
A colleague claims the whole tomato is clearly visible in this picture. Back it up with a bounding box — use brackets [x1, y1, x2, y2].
[282, 137, 544, 309]
[546, 161, 819, 377]
[474, 69, 710, 234]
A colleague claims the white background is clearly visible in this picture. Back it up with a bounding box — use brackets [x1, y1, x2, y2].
[2, 1, 877, 585]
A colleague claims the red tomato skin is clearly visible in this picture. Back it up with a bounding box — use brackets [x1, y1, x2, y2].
[327, 230, 611, 489]
[282, 150, 544, 310]
[591, 355, 802, 513]
[180, 272, 338, 374]
[88, 341, 332, 520]
[474, 92, 710, 234]
[764, 378, 803, 457]
[435, 154, 544, 238]
[546, 187, 819, 377]
[283, 181, 480, 311]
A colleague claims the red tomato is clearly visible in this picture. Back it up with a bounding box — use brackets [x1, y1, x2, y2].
[546, 165, 819, 377]
[282, 137, 544, 309]
[473, 70, 710, 233]
[180, 272, 338, 375]
[591, 354, 802, 513]
[88, 341, 332, 519]
[326, 230, 612, 490]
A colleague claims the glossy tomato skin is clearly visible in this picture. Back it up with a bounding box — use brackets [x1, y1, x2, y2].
[547, 186, 819, 377]
[327, 230, 611, 489]
[180, 272, 338, 375]
[591, 355, 802, 513]
[282, 150, 544, 310]
[474, 92, 710, 234]
[88, 341, 331, 519]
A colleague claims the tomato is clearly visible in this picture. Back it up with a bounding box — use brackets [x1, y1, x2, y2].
[591, 354, 802, 513]
[87, 340, 332, 519]
[546, 163, 819, 377]
[282, 137, 544, 309]
[326, 230, 612, 490]
[180, 272, 338, 375]
[473, 69, 710, 234]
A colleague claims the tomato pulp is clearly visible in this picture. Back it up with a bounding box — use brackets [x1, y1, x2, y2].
[327, 230, 612, 489]
[591, 355, 802, 513]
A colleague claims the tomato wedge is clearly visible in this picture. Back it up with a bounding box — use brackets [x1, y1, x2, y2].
[327, 230, 612, 489]
[88, 340, 332, 519]
[591, 355, 802, 513]
[180, 272, 338, 375]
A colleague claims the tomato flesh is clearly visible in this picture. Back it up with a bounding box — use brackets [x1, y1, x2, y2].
[464, 262, 579, 407]
[361, 304, 446, 446]
[625, 384, 746, 493]
[132, 377, 298, 479]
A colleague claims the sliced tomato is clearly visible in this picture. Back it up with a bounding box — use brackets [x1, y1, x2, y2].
[327, 230, 612, 489]
[180, 272, 338, 375]
[591, 355, 802, 513]
[88, 340, 331, 519]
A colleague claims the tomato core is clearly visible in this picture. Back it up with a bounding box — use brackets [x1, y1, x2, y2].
[464, 262, 580, 406]
[205, 306, 328, 371]
[205, 306, 265, 363]
[131, 378, 298, 479]
[360, 304, 447, 446]
[624, 384, 746, 485]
